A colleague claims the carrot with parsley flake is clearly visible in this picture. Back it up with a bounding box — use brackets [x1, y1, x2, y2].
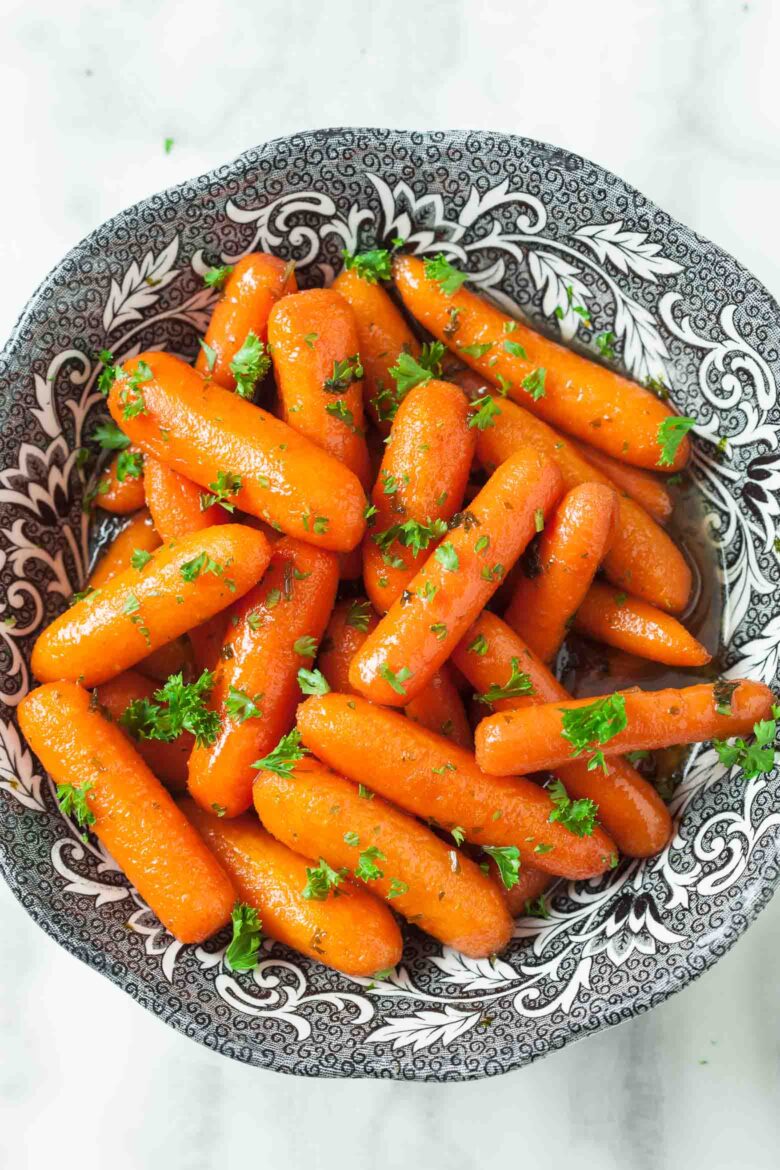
[182, 799, 403, 977]
[504, 482, 619, 663]
[18, 682, 235, 943]
[393, 253, 690, 471]
[88, 509, 161, 589]
[31, 524, 270, 687]
[296, 693, 617, 878]
[363, 378, 476, 614]
[188, 537, 338, 818]
[476, 395, 691, 612]
[94, 448, 146, 514]
[332, 260, 420, 432]
[452, 611, 672, 855]
[573, 581, 712, 667]
[94, 669, 193, 791]
[350, 447, 563, 706]
[404, 664, 472, 748]
[144, 457, 225, 542]
[268, 289, 371, 489]
[489, 859, 552, 918]
[252, 756, 513, 958]
[570, 440, 674, 524]
[195, 253, 296, 392]
[108, 352, 366, 552]
[475, 680, 775, 776]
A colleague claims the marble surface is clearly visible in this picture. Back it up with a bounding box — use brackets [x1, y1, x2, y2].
[1, 0, 779, 1166]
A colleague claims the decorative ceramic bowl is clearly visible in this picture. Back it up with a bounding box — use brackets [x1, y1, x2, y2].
[1, 128, 778, 1081]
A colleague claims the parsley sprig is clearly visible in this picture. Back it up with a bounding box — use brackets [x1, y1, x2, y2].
[204, 265, 234, 290]
[120, 670, 220, 748]
[373, 518, 447, 558]
[303, 858, 348, 900]
[200, 471, 242, 512]
[225, 903, 263, 971]
[324, 354, 363, 392]
[714, 706, 779, 779]
[342, 247, 392, 283]
[252, 728, 308, 777]
[91, 419, 130, 451]
[297, 668, 330, 696]
[56, 781, 96, 841]
[560, 694, 628, 771]
[230, 332, 270, 399]
[424, 254, 469, 296]
[482, 845, 521, 890]
[475, 658, 534, 706]
[547, 778, 598, 837]
[657, 416, 696, 467]
[225, 686, 264, 723]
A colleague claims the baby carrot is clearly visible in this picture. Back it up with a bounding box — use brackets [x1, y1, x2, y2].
[504, 482, 618, 663]
[363, 378, 476, 613]
[349, 447, 563, 706]
[95, 670, 192, 791]
[88, 509, 161, 589]
[136, 636, 194, 682]
[574, 581, 712, 667]
[476, 395, 691, 612]
[189, 612, 230, 674]
[475, 680, 776, 776]
[491, 860, 552, 918]
[188, 537, 339, 817]
[331, 265, 420, 432]
[252, 758, 513, 958]
[182, 800, 403, 977]
[31, 524, 271, 687]
[451, 611, 672, 856]
[570, 439, 674, 524]
[94, 449, 146, 514]
[108, 352, 366, 552]
[144, 457, 224, 542]
[404, 664, 472, 748]
[18, 682, 234, 943]
[195, 252, 296, 391]
[393, 254, 689, 471]
[268, 288, 371, 489]
[296, 693, 617, 879]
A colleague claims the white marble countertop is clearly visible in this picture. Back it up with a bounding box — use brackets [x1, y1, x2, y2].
[2, 1, 779, 1166]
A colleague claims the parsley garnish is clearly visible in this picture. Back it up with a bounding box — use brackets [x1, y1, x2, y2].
[325, 399, 356, 430]
[430, 623, 448, 641]
[358, 784, 374, 800]
[389, 352, 434, 396]
[204, 265, 234, 290]
[303, 858, 348, 900]
[522, 367, 546, 400]
[713, 679, 739, 716]
[595, 331, 616, 360]
[468, 633, 488, 656]
[468, 396, 501, 430]
[459, 342, 493, 359]
[355, 846, 385, 882]
[434, 542, 459, 572]
[200, 471, 242, 511]
[547, 778, 598, 837]
[475, 657, 534, 705]
[324, 354, 363, 392]
[379, 663, 412, 696]
[198, 338, 217, 372]
[119, 361, 153, 419]
[560, 694, 628, 768]
[91, 419, 130, 450]
[225, 686, 264, 723]
[346, 600, 372, 631]
[130, 548, 153, 571]
[116, 449, 143, 482]
[179, 551, 225, 583]
[252, 728, 308, 777]
[657, 416, 696, 467]
[525, 895, 550, 919]
[57, 781, 96, 839]
[342, 247, 392, 283]
[424, 254, 469, 296]
[121, 670, 219, 747]
[451, 826, 466, 846]
[225, 903, 263, 972]
[534, 508, 545, 533]
[230, 332, 270, 399]
[293, 635, 318, 657]
[713, 707, 779, 779]
[96, 349, 121, 397]
[387, 878, 408, 899]
[298, 667, 330, 695]
[482, 845, 521, 890]
[503, 339, 527, 359]
[373, 518, 447, 557]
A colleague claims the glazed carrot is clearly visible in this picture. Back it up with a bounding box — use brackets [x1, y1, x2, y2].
[393, 254, 689, 471]
[268, 288, 371, 489]
[570, 439, 674, 524]
[476, 396, 691, 612]
[31, 525, 271, 687]
[95, 670, 192, 791]
[94, 449, 146, 514]
[18, 682, 234, 943]
[574, 581, 712, 667]
[475, 680, 776, 776]
[195, 252, 296, 390]
[182, 800, 403, 977]
[317, 596, 470, 746]
[296, 694, 617, 879]
[504, 482, 619, 663]
[189, 612, 230, 674]
[452, 612, 672, 855]
[492, 861, 552, 918]
[331, 266, 420, 432]
[363, 378, 476, 613]
[349, 447, 563, 706]
[188, 538, 338, 817]
[144, 457, 225, 542]
[136, 635, 194, 682]
[404, 664, 472, 748]
[108, 352, 365, 552]
[252, 758, 513, 958]
[88, 509, 161, 589]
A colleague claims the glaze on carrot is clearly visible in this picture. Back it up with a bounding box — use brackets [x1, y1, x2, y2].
[31, 524, 271, 686]
[19, 682, 234, 943]
[475, 680, 776, 776]
[252, 757, 513, 958]
[452, 611, 672, 856]
[476, 395, 691, 612]
[268, 288, 371, 489]
[393, 254, 690, 471]
[182, 800, 403, 977]
[188, 537, 339, 817]
[195, 253, 296, 391]
[570, 439, 674, 524]
[144, 457, 225, 542]
[136, 636, 194, 682]
[505, 482, 618, 663]
[95, 449, 146, 514]
[296, 693, 617, 879]
[404, 663, 472, 748]
[108, 352, 366, 552]
[331, 266, 420, 432]
[574, 581, 712, 667]
[349, 447, 564, 705]
[189, 612, 230, 675]
[363, 378, 476, 613]
[95, 670, 192, 791]
[88, 509, 161, 589]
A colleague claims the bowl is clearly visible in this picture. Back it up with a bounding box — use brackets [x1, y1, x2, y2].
[1, 128, 778, 1081]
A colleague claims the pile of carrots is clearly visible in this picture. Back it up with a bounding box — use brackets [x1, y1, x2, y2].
[18, 246, 778, 979]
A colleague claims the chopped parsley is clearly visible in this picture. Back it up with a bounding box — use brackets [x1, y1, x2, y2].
[179, 551, 226, 583]
[200, 471, 242, 511]
[116, 449, 143, 482]
[468, 396, 501, 430]
[423, 254, 469, 296]
[252, 728, 309, 777]
[459, 342, 493, 359]
[203, 265, 234, 290]
[373, 517, 447, 557]
[96, 349, 121, 397]
[379, 663, 412, 696]
[451, 826, 466, 846]
[56, 781, 96, 839]
[225, 686, 264, 723]
[91, 419, 130, 451]
[324, 354, 363, 392]
[387, 878, 408, 900]
[341, 247, 392, 282]
[522, 367, 546, 401]
[346, 600, 372, 631]
[130, 548, 153, 571]
[714, 706, 779, 780]
[230, 332, 270, 399]
[468, 633, 488, 656]
[120, 669, 220, 747]
[560, 694, 628, 769]
[297, 667, 331, 695]
[119, 361, 153, 419]
[225, 903, 263, 972]
[503, 339, 527, 359]
[595, 331, 616, 360]
[534, 508, 545, 533]
[355, 846, 385, 882]
[657, 416, 696, 467]
[482, 845, 521, 890]
[547, 778, 598, 837]
[713, 679, 739, 717]
[434, 542, 459, 572]
[475, 657, 534, 706]
[325, 399, 356, 430]
[293, 635, 318, 657]
[525, 895, 550, 919]
[430, 623, 448, 641]
[303, 858, 348, 900]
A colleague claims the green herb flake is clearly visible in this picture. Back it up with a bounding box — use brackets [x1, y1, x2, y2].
[342, 247, 392, 283]
[657, 416, 697, 467]
[547, 777, 598, 837]
[230, 332, 270, 399]
[303, 858, 348, 901]
[297, 667, 331, 696]
[379, 663, 412, 696]
[252, 728, 309, 777]
[475, 657, 534, 706]
[423, 254, 469, 296]
[482, 845, 521, 889]
[203, 265, 234, 290]
[225, 902, 263, 971]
